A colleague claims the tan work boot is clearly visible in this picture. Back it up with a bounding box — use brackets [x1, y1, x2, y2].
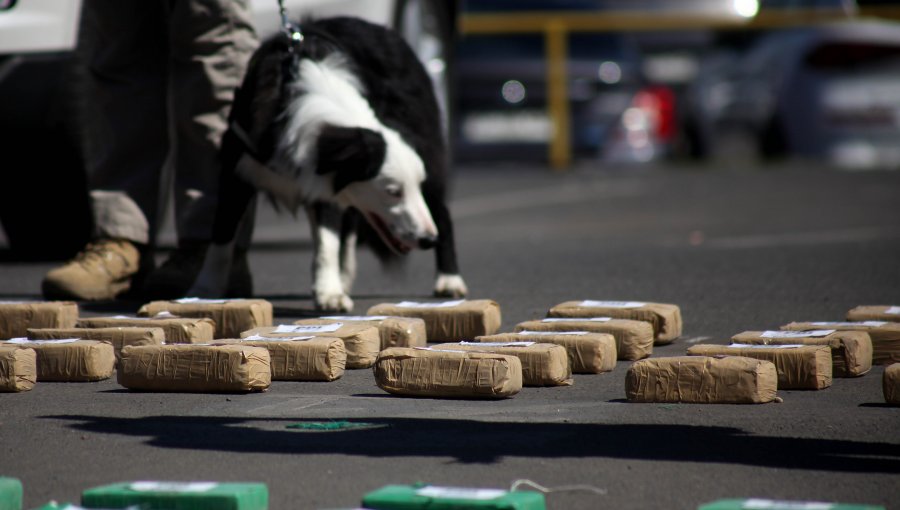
[42, 239, 141, 300]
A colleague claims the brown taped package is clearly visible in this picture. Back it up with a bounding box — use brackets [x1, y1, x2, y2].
[626, 356, 778, 404]
[138, 299, 273, 339]
[1, 339, 115, 381]
[117, 344, 271, 392]
[366, 300, 501, 342]
[28, 327, 165, 360]
[514, 318, 652, 361]
[217, 335, 346, 381]
[547, 300, 682, 344]
[77, 316, 215, 344]
[0, 344, 37, 392]
[433, 341, 572, 386]
[0, 301, 78, 339]
[847, 305, 900, 323]
[374, 346, 522, 398]
[687, 344, 832, 390]
[477, 331, 616, 373]
[782, 321, 900, 365]
[243, 323, 379, 369]
[884, 364, 900, 405]
[731, 330, 872, 377]
[294, 316, 427, 349]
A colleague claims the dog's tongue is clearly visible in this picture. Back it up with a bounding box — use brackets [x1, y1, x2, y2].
[367, 213, 410, 255]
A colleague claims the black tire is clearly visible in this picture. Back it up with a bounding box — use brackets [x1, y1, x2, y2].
[0, 54, 92, 261]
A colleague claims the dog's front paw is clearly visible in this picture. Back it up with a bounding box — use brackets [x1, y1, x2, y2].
[315, 290, 354, 312]
[434, 273, 468, 298]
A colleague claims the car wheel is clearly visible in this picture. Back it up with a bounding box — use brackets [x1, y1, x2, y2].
[0, 54, 92, 260]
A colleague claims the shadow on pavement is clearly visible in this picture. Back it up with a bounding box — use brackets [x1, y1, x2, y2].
[42, 415, 900, 472]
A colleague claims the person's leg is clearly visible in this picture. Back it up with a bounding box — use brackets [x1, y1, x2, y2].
[43, 0, 168, 300]
[141, 0, 259, 299]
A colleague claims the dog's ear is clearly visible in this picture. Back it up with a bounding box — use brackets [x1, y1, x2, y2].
[316, 125, 387, 193]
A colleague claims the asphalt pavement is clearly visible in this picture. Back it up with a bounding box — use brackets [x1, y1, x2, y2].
[1, 162, 899, 509]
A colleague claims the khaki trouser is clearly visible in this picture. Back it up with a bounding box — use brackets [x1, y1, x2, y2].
[79, 0, 258, 246]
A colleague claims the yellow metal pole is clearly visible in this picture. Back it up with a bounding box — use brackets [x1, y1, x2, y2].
[545, 20, 571, 170]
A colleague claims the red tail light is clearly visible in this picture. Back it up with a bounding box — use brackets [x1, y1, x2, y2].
[632, 85, 677, 142]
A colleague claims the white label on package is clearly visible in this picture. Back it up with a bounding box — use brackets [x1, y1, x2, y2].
[542, 317, 611, 323]
[810, 321, 887, 327]
[415, 486, 506, 501]
[579, 300, 645, 308]
[886, 306, 900, 315]
[741, 499, 833, 510]
[519, 330, 589, 336]
[6, 338, 80, 345]
[759, 330, 835, 339]
[730, 343, 803, 349]
[174, 297, 231, 304]
[244, 334, 314, 342]
[460, 341, 536, 347]
[274, 323, 342, 334]
[414, 347, 467, 354]
[129, 481, 218, 492]
[321, 315, 389, 321]
[396, 300, 465, 308]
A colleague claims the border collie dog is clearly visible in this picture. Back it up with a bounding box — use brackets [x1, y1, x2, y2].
[188, 17, 467, 311]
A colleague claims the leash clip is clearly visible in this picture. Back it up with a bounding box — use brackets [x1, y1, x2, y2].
[278, 0, 304, 52]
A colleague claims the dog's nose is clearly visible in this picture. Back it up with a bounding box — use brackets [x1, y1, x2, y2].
[418, 234, 438, 249]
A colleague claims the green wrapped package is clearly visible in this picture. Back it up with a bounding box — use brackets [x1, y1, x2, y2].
[361, 485, 545, 510]
[31, 505, 141, 510]
[0, 477, 22, 510]
[81, 482, 268, 510]
[698, 499, 884, 510]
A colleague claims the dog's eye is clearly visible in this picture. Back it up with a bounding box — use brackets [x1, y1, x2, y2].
[385, 184, 404, 199]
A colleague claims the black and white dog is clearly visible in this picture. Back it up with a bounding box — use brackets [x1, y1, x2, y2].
[188, 17, 467, 312]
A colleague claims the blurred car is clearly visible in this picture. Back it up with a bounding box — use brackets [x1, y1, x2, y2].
[452, 0, 771, 164]
[686, 20, 900, 169]
[0, 0, 455, 259]
[455, 31, 676, 163]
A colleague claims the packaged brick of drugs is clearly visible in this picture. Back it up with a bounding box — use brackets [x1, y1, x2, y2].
[1, 338, 114, 382]
[0, 477, 23, 510]
[138, 298, 273, 339]
[514, 318, 652, 361]
[731, 330, 872, 377]
[433, 341, 571, 386]
[782, 321, 900, 365]
[885, 363, 900, 405]
[28, 327, 165, 361]
[366, 299, 501, 342]
[374, 347, 522, 398]
[362, 484, 545, 510]
[219, 334, 346, 381]
[81, 481, 269, 510]
[0, 301, 78, 339]
[686, 343, 832, 390]
[699, 499, 884, 510]
[477, 331, 616, 373]
[300, 315, 427, 348]
[846, 305, 900, 323]
[117, 344, 270, 392]
[77, 315, 215, 345]
[626, 356, 778, 404]
[243, 323, 379, 369]
[547, 300, 682, 344]
[0, 345, 36, 392]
